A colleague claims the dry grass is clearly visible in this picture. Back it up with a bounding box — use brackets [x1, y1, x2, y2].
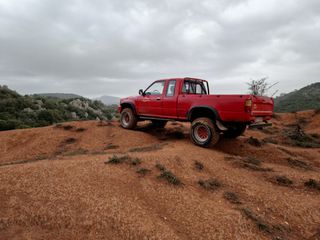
[246, 137, 263, 147]
[159, 170, 182, 185]
[104, 143, 119, 150]
[154, 163, 182, 185]
[274, 175, 293, 186]
[105, 155, 130, 164]
[62, 125, 75, 130]
[278, 147, 296, 157]
[194, 161, 204, 171]
[223, 191, 241, 204]
[136, 168, 151, 176]
[262, 137, 279, 144]
[284, 125, 320, 148]
[129, 143, 165, 152]
[227, 156, 273, 172]
[241, 208, 272, 234]
[62, 137, 77, 145]
[243, 157, 272, 172]
[155, 163, 166, 171]
[304, 179, 320, 191]
[287, 158, 312, 170]
[198, 178, 221, 191]
[241, 208, 288, 238]
[75, 127, 87, 132]
[130, 158, 141, 166]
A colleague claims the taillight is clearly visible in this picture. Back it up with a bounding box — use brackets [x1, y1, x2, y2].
[245, 99, 252, 113]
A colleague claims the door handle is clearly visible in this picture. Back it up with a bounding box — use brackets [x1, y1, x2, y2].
[156, 97, 161, 101]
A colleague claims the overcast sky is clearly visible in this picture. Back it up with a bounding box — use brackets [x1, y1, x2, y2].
[0, 0, 319, 98]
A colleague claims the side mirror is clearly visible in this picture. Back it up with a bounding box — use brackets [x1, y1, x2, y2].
[139, 89, 144, 96]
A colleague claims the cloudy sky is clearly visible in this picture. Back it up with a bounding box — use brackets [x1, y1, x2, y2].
[0, 0, 320, 98]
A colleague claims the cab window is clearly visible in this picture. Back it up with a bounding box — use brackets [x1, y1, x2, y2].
[145, 81, 165, 95]
[182, 80, 207, 94]
[166, 80, 176, 97]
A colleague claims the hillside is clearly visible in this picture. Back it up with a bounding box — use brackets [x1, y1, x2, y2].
[274, 82, 320, 112]
[0, 111, 319, 239]
[34, 93, 83, 99]
[0, 85, 117, 131]
[95, 95, 120, 105]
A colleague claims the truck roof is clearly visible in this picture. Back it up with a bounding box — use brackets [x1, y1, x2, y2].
[156, 77, 207, 82]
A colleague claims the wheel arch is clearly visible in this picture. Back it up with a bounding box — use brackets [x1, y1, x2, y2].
[120, 102, 137, 114]
[187, 106, 220, 122]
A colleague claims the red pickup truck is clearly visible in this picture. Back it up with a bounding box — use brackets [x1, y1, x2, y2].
[119, 77, 273, 147]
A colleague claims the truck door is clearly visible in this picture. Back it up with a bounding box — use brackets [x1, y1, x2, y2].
[138, 80, 165, 116]
[162, 80, 178, 118]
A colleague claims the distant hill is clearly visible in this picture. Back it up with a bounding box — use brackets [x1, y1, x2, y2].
[274, 82, 320, 112]
[95, 95, 120, 105]
[0, 85, 118, 131]
[34, 93, 83, 99]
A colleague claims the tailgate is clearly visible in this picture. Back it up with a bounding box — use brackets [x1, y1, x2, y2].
[251, 95, 274, 116]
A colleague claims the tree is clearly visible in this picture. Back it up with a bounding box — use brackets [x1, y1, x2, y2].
[247, 77, 278, 96]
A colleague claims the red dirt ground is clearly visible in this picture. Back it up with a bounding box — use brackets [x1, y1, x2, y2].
[0, 111, 319, 240]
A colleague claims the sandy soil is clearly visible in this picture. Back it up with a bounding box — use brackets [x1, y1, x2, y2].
[0, 112, 320, 240]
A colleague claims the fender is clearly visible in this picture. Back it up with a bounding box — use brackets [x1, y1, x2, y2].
[120, 101, 137, 114]
[187, 105, 221, 121]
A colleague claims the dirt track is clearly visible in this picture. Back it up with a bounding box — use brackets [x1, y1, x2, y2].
[0, 111, 320, 240]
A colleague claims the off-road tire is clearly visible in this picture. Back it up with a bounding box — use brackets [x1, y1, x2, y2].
[190, 117, 220, 147]
[120, 108, 137, 129]
[151, 120, 167, 128]
[224, 124, 246, 139]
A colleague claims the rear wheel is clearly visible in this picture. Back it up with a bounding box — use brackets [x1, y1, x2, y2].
[120, 108, 137, 129]
[151, 120, 167, 128]
[190, 117, 220, 147]
[224, 124, 246, 138]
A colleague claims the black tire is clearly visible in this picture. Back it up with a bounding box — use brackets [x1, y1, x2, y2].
[224, 124, 247, 138]
[151, 120, 167, 128]
[190, 117, 220, 147]
[120, 108, 137, 129]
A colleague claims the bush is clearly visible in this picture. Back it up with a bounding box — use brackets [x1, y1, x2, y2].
[105, 155, 130, 164]
[285, 125, 320, 148]
[136, 168, 151, 175]
[224, 191, 241, 204]
[198, 178, 221, 191]
[37, 110, 63, 124]
[304, 179, 320, 191]
[194, 161, 204, 170]
[159, 170, 182, 185]
[274, 175, 293, 186]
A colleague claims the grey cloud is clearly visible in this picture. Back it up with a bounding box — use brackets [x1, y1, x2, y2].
[0, 0, 319, 98]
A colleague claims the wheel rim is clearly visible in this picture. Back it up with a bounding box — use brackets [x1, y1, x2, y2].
[194, 125, 210, 143]
[121, 112, 130, 127]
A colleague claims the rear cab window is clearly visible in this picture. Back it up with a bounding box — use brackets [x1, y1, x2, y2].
[182, 80, 208, 95]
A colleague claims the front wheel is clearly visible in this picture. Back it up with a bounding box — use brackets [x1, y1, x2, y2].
[190, 117, 220, 147]
[120, 108, 137, 129]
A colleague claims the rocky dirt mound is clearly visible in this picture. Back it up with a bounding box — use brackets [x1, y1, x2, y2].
[0, 113, 319, 239]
